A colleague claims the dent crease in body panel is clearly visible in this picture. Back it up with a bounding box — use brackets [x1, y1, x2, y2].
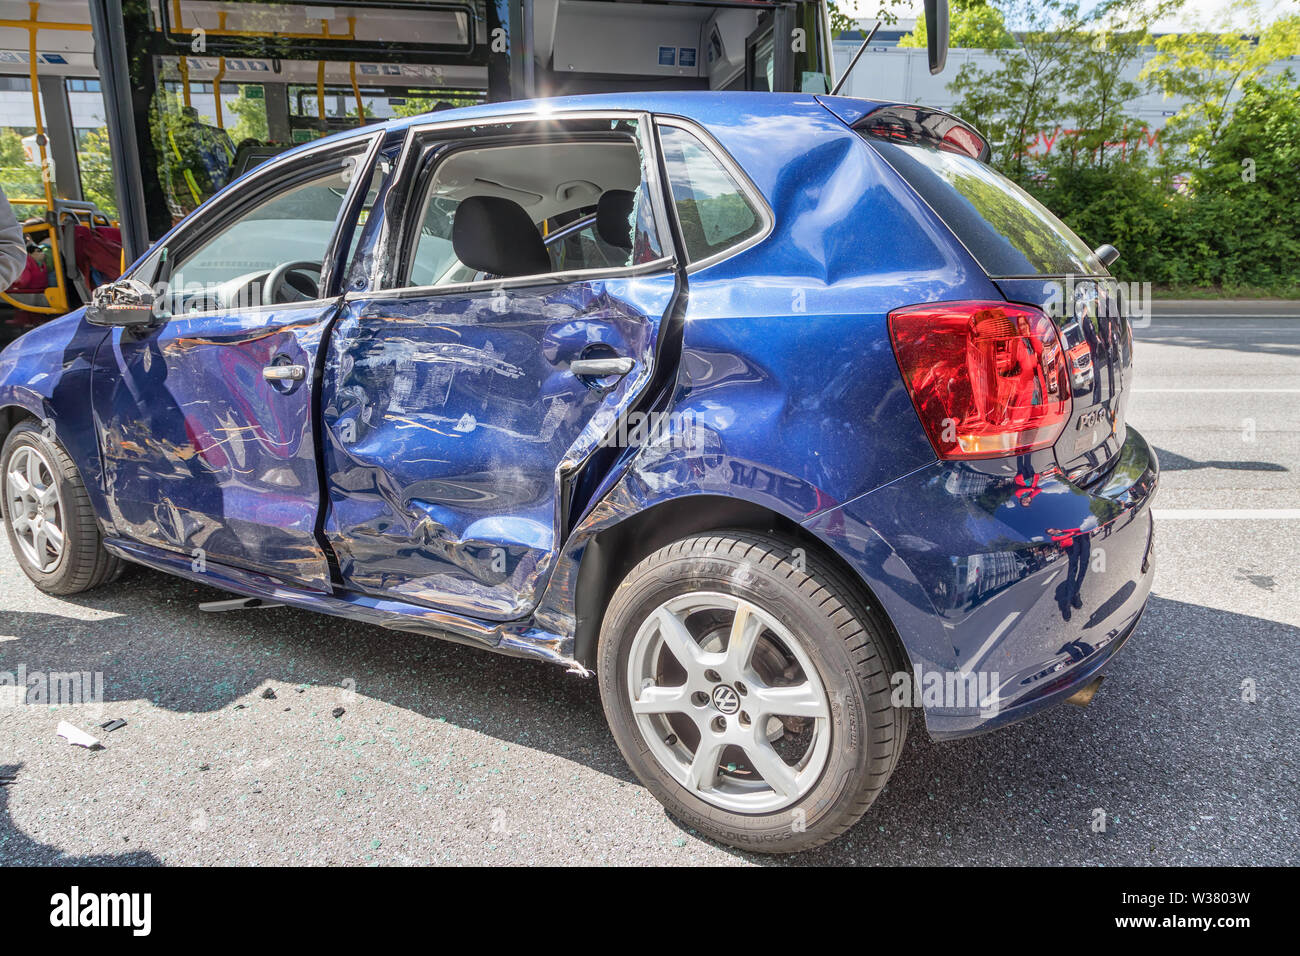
[322, 270, 676, 620]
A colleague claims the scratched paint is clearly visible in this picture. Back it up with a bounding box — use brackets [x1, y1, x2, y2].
[90, 303, 336, 591]
[322, 274, 675, 619]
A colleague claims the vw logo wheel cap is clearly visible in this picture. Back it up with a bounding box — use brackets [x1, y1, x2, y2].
[711, 684, 741, 714]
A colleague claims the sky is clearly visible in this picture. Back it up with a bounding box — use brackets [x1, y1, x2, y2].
[842, 0, 1300, 31]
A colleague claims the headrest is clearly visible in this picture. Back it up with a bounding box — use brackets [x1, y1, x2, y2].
[451, 195, 550, 278]
[595, 189, 636, 250]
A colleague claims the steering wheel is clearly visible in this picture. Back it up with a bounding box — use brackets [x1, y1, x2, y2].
[265, 260, 323, 305]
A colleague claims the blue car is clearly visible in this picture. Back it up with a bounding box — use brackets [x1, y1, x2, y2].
[0, 92, 1156, 852]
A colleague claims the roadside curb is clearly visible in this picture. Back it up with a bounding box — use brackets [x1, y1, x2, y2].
[1153, 300, 1300, 317]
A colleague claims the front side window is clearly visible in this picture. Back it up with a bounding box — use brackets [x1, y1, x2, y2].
[165, 157, 358, 313]
[658, 125, 765, 265]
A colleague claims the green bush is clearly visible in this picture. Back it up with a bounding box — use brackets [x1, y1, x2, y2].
[947, 4, 1300, 294]
[1177, 75, 1300, 290]
[1020, 159, 1175, 287]
[1019, 74, 1300, 294]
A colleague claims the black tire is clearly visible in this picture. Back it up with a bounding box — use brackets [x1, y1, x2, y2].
[597, 530, 907, 853]
[1, 420, 123, 595]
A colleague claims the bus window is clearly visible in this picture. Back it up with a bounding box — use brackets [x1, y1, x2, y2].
[67, 76, 119, 221]
[122, 0, 497, 236]
[99, 1, 832, 250]
[522, 2, 832, 97]
[0, 76, 43, 213]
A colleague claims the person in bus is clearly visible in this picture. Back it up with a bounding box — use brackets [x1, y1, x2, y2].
[0, 187, 26, 290]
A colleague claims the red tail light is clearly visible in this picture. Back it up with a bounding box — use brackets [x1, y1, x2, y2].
[888, 300, 1072, 459]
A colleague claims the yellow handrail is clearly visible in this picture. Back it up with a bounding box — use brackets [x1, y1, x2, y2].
[167, 0, 359, 43]
[0, 1, 71, 314]
[213, 57, 226, 129]
[317, 60, 327, 131]
[350, 58, 365, 121]
[0, 16, 90, 32]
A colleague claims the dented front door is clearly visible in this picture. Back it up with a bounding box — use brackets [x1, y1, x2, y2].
[92, 302, 339, 590]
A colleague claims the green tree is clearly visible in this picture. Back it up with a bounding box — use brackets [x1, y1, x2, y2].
[1142, 8, 1300, 167]
[1052, 27, 1152, 170]
[0, 128, 43, 211]
[390, 94, 480, 118]
[0, 128, 27, 167]
[1177, 72, 1300, 289]
[75, 127, 118, 218]
[947, 0, 1096, 177]
[828, 1, 913, 36]
[946, 0, 1173, 177]
[227, 87, 270, 143]
[827, 0, 857, 36]
[930, 0, 1300, 293]
[899, 0, 1015, 50]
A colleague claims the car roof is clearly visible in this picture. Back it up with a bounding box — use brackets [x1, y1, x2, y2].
[387, 91, 891, 132]
[258, 91, 895, 175]
[335, 91, 890, 141]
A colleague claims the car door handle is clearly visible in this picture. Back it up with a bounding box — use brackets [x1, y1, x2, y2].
[263, 364, 306, 382]
[570, 357, 634, 378]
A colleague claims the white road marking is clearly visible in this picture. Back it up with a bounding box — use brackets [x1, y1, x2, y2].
[1154, 509, 1300, 520]
[1133, 388, 1300, 393]
[1140, 324, 1300, 330]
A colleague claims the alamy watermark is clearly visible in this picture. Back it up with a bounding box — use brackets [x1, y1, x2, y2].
[50, 886, 151, 936]
[597, 409, 700, 450]
[890, 667, 1001, 715]
[0, 665, 105, 718]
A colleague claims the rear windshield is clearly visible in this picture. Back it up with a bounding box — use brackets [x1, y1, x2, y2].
[867, 137, 1102, 277]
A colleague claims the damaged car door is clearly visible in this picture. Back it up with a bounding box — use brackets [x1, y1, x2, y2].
[321, 113, 678, 620]
[90, 134, 382, 590]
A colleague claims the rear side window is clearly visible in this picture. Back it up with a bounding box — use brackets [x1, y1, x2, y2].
[868, 138, 1102, 277]
[409, 194, 461, 286]
[658, 125, 765, 264]
[396, 127, 661, 289]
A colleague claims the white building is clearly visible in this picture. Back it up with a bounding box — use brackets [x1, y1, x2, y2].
[831, 35, 1300, 155]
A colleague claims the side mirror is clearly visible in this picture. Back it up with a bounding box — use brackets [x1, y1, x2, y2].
[1094, 244, 1121, 268]
[86, 278, 159, 328]
[924, 0, 950, 75]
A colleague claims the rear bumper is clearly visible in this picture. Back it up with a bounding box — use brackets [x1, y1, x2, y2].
[805, 425, 1158, 740]
[927, 592, 1147, 739]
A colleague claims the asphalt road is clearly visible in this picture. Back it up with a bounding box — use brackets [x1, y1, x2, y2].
[1, 299, 1296, 866]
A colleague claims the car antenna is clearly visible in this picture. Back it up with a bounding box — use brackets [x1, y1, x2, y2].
[830, 20, 881, 96]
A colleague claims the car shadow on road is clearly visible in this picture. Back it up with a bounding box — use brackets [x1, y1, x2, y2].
[786, 592, 1299, 866]
[0, 566, 629, 780]
[1154, 446, 1289, 473]
[0, 763, 161, 865]
[1, 567, 1296, 865]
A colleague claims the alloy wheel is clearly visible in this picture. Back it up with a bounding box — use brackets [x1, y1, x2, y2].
[626, 591, 832, 813]
[6, 444, 65, 573]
